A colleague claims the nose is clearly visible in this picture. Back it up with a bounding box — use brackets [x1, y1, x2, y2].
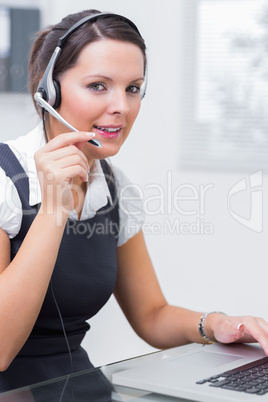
[107, 89, 130, 116]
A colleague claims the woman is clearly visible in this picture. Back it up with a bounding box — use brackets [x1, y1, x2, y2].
[0, 8, 267, 393]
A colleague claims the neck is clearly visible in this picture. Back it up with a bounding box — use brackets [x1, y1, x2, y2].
[72, 177, 87, 220]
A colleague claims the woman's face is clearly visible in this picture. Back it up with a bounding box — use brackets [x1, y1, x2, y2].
[50, 39, 144, 161]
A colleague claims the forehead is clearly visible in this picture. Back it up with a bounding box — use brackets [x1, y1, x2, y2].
[75, 39, 145, 77]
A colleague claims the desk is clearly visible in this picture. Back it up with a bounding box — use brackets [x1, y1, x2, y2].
[0, 348, 194, 401]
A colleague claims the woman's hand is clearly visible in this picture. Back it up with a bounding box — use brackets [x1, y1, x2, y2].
[207, 313, 268, 355]
[34, 131, 94, 217]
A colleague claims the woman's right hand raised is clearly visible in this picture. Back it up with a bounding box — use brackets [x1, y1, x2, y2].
[34, 131, 94, 218]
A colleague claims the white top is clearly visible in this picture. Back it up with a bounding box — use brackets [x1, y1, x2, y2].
[0, 124, 144, 246]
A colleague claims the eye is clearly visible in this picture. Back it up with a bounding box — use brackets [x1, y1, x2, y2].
[87, 82, 106, 92]
[126, 85, 141, 94]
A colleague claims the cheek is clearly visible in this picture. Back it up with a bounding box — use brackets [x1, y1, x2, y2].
[59, 83, 97, 116]
[61, 95, 103, 123]
[130, 102, 141, 124]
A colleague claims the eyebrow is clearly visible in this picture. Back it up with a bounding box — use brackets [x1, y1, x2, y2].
[85, 74, 144, 83]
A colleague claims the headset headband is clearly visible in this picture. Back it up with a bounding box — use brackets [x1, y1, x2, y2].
[57, 13, 143, 48]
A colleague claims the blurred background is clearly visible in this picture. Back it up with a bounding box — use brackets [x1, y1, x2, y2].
[0, 0, 268, 366]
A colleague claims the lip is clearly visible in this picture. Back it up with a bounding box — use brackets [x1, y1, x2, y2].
[93, 124, 124, 140]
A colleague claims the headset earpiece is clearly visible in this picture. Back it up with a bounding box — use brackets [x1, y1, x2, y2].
[52, 79, 61, 109]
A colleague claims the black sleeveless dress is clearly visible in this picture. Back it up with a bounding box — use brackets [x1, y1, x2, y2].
[0, 143, 119, 394]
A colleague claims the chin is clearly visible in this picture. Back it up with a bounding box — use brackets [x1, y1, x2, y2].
[100, 141, 124, 158]
[101, 149, 121, 160]
[86, 142, 122, 160]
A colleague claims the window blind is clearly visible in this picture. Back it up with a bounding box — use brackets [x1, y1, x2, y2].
[179, 0, 268, 172]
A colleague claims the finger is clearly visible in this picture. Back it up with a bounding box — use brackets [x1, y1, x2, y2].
[241, 317, 268, 355]
[62, 165, 89, 183]
[225, 317, 268, 356]
[46, 145, 89, 170]
[231, 323, 246, 342]
[52, 155, 89, 179]
[44, 132, 95, 152]
[214, 316, 268, 349]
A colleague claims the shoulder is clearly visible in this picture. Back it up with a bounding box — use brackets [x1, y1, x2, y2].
[0, 165, 22, 238]
[5, 123, 44, 172]
[109, 162, 137, 193]
[111, 163, 143, 214]
[0, 124, 44, 238]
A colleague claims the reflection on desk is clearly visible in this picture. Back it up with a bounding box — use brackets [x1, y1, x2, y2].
[0, 349, 191, 402]
[0, 368, 112, 402]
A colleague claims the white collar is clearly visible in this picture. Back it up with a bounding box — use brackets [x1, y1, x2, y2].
[70, 158, 112, 220]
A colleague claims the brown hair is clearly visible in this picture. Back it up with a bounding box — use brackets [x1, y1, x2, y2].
[28, 9, 147, 116]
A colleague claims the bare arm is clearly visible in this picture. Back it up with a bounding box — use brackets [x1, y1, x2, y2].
[0, 131, 93, 370]
[115, 231, 268, 354]
[115, 230, 203, 349]
[0, 216, 67, 370]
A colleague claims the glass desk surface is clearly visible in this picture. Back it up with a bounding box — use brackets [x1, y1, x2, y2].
[0, 348, 194, 402]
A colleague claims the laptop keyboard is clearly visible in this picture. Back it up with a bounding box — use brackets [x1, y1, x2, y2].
[196, 356, 268, 395]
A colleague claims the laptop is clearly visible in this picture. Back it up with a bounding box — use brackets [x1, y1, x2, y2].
[112, 342, 268, 401]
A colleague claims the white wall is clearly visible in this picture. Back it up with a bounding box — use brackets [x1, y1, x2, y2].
[1, 0, 267, 367]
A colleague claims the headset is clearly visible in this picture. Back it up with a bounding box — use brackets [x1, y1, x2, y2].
[34, 12, 148, 147]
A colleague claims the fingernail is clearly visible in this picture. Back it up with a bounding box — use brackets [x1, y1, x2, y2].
[86, 132, 95, 137]
[237, 323, 243, 330]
